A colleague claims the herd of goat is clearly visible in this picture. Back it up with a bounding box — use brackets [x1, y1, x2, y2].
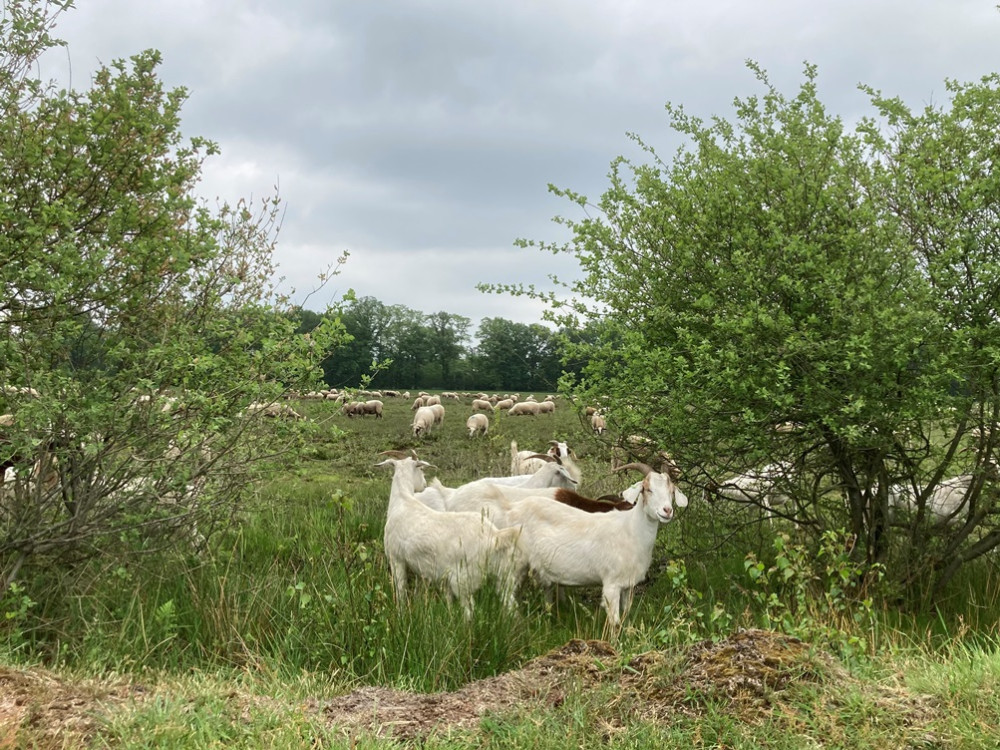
[4, 385, 996, 631]
[377, 440, 689, 632]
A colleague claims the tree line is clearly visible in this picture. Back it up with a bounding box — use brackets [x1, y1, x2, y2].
[293, 296, 591, 392]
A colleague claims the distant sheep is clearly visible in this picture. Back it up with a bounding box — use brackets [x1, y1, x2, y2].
[412, 405, 437, 437]
[591, 414, 607, 434]
[246, 402, 305, 420]
[471, 399, 494, 412]
[466, 413, 489, 437]
[507, 401, 541, 417]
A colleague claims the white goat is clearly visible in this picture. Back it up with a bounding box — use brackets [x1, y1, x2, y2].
[466, 413, 489, 437]
[510, 440, 580, 483]
[505, 462, 688, 633]
[888, 470, 995, 525]
[709, 462, 793, 523]
[378, 454, 522, 617]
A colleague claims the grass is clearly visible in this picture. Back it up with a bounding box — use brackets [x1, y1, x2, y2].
[2, 392, 1000, 746]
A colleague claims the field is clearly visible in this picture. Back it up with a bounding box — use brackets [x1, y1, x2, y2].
[2, 392, 1000, 747]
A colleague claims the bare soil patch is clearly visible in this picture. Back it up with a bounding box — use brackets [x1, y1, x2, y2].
[0, 630, 936, 746]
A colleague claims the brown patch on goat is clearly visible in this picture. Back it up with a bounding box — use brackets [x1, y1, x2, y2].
[552, 488, 634, 512]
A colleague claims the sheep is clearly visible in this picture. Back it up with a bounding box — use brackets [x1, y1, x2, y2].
[591, 413, 607, 434]
[508, 401, 541, 417]
[495, 398, 515, 411]
[466, 413, 489, 437]
[537, 400, 555, 414]
[378, 454, 522, 617]
[504, 462, 688, 633]
[428, 403, 445, 425]
[411, 397, 426, 410]
[246, 402, 305, 420]
[424, 395, 442, 406]
[471, 399, 495, 412]
[412, 405, 437, 437]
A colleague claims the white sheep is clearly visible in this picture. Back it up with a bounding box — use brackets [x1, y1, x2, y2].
[591, 413, 607, 434]
[378, 454, 522, 617]
[471, 399, 495, 412]
[504, 462, 688, 633]
[428, 403, 445, 425]
[495, 398, 515, 411]
[412, 406, 437, 437]
[507, 401, 541, 417]
[466, 413, 489, 437]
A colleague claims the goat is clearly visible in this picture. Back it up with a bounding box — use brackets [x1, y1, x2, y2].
[510, 440, 580, 484]
[888, 467, 997, 525]
[378, 454, 522, 617]
[707, 462, 793, 523]
[504, 462, 688, 633]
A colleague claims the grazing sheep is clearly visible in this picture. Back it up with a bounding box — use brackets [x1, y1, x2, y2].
[412, 406, 437, 437]
[591, 414, 607, 434]
[537, 400, 555, 414]
[378, 454, 522, 617]
[495, 399, 515, 411]
[466, 413, 489, 437]
[428, 403, 445, 425]
[508, 401, 541, 417]
[411, 397, 426, 410]
[424, 395, 442, 406]
[471, 399, 494, 412]
[504, 462, 689, 633]
[246, 402, 305, 420]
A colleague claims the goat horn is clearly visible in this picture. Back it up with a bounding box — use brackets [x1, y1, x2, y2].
[527, 453, 555, 462]
[614, 461, 654, 476]
[378, 450, 410, 459]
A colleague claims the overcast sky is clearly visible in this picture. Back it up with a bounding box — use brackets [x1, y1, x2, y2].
[39, 1, 1000, 331]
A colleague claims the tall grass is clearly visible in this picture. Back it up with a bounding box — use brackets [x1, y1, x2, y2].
[3, 392, 1000, 690]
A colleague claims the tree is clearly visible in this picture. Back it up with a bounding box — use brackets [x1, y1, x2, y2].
[424, 311, 470, 386]
[472, 318, 560, 392]
[512, 62, 1000, 602]
[0, 1, 345, 591]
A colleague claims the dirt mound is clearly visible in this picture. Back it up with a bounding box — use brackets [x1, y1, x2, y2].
[319, 629, 931, 741]
[0, 665, 141, 748]
[1, 632, 934, 745]
[319, 638, 617, 740]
